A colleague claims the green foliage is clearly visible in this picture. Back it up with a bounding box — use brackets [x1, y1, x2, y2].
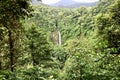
[96, 0, 120, 55]
[51, 45, 67, 69]
[0, 67, 59, 80]
[0, 0, 32, 71]
[110, 0, 120, 25]
[0, 0, 120, 79]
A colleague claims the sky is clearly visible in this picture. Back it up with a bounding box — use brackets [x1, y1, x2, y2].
[42, 0, 99, 4]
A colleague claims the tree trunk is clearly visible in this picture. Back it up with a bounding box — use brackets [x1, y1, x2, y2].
[8, 30, 14, 72]
[0, 51, 2, 70]
[31, 41, 36, 66]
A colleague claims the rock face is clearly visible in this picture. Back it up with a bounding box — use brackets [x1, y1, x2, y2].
[51, 30, 61, 45]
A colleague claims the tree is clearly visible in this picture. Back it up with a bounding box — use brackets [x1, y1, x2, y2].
[96, 0, 120, 54]
[0, 0, 32, 71]
[26, 26, 52, 66]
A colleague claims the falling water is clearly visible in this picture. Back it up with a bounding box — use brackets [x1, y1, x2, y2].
[58, 31, 61, 45]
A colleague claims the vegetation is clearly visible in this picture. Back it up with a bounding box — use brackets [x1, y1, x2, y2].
[0, 0, 120, 80]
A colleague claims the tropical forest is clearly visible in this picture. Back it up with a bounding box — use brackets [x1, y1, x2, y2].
[0, 0, 120, 80]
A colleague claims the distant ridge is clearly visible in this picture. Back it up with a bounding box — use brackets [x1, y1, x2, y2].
[32, 0, 41, 5]
[32, 0, 99, 8]
[50, 0, 98, 8]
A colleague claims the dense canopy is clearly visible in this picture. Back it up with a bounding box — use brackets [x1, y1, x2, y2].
[0, 0, 120, 80]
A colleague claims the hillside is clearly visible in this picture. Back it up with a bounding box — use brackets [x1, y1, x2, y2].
[0, 0, 120, 80]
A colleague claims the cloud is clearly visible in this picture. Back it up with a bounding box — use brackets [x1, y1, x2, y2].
[74, 0, 99, 3]
[42, 0, 61, 4]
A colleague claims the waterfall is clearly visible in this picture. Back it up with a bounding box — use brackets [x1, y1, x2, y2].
[58, 31, 61, 45]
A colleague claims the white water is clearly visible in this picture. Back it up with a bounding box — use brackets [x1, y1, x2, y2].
[58, 31, 61, 45]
